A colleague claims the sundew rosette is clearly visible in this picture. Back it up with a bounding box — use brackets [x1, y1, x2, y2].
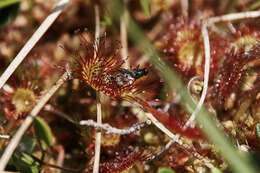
[67, 32, 147, 100]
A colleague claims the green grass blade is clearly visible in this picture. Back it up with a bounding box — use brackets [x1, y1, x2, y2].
[244, 1, 260, 11]
[140, 0, 150, 17]
[0, 0, 20, 9]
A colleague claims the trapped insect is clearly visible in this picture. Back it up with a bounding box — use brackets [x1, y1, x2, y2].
[118, 65, 148, 79]
[114, 65, 148, 86]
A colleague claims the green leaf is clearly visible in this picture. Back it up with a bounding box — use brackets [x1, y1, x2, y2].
[0, 0, 20, 27]
[0, 0, 20, 9]
[140, 0, 150, 17]
[158, 85, 168, 100]
[9, 152, 39, 173]
[33, 117, 53, 150]
[101, 16, 112, 26]
[20, 153, 35, 165]
[7, 56, 13, 63]
[255, 123, 260, 140]
[244, 0, 260, 11]
[211, 167, 223, 173]
[157, 167, 175, 173]
[20, 136, 36, 153]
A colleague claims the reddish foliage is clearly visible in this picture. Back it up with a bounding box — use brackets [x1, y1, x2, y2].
[161, 16, 229, 82]
[1, 74, 40, 119]
[67, 32, 145, 100]
[86, 148, 150, 173]
[133, 97, 203, 139]
[212, 46, 260, 110]
[161, 16, 201, 79]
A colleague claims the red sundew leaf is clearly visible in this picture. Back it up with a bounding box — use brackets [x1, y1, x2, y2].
[157, 148, 192, 169]
[86, 148, 150, 173]
[212, 45, 260, 110]
[1, 71, 41, 120]
[161, 16, 229, 82]
[67, 32, 145, 99]
[234, 22, 260, 38]
[133, 97, 204, 139]
[196, 148, 211, 156]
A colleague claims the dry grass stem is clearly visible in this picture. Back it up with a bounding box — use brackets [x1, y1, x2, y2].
[80, 119, 151, 134]
[145, 113, 214, 168]
[146, 138, 176, 162]
[208, 10, 260, 24]
[181, 0, 188, 19]
[0, 135, 10, 139]
[0, 72, 68, 171]
[183, 23, 210, 129]
[93, 5, 102, 173]
[94, 92, 102, 173]
[2, 84, 13, 93]
[120, 7, 129, 68]
[56, 146, 65, 173]
[145, 113, 180, 140]
[0, 0, 69, 90]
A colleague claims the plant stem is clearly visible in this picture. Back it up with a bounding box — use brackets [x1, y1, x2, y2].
[145, 112, 213, 168]
[55, 145, 65, 173]
[0, 72, 68, 171]
[44, 104, 75, 123]
[181, 0, 188, 19]
[183, 22, 210, 129]
[0, 0, 69, 90]
[120, 2, 129, 68]
[93, 92, 102, 173]
[24, 151, 81, 172]
[80, 119, 151, 135]
[93, 5, 102, 173]
[207, 11, 260, 24]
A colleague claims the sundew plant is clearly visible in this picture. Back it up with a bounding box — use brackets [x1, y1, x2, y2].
[1, 0, 260, 173]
